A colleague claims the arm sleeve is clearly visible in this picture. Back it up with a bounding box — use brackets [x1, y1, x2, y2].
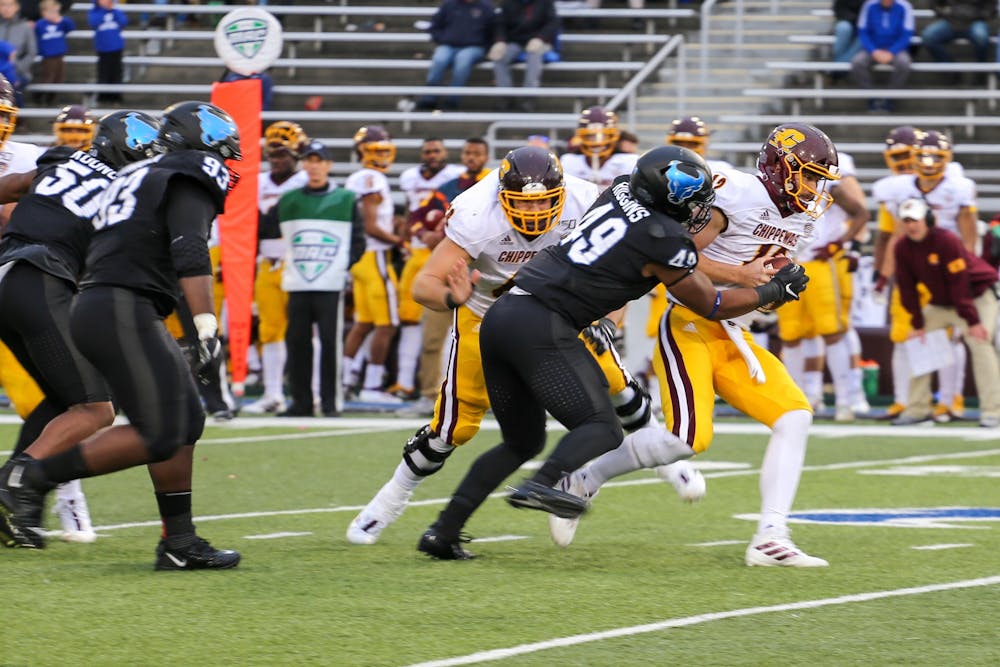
[893, 242, 924, 329]
[889, 7, 915, 53]
[941, 238, 980, 326]
[165, 177, 217, 278]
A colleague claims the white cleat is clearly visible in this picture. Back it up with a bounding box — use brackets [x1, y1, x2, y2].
[656, 460, 706, 502]
[851, 398, 871, 416]
[357, 389, 404, 406]
[242, 394, 285, 414]
[345, 483, 413, 545]
[745, 532, 828, 567]
[834, 406, 855, 423]
[548, 469, 598, 548]
[53, 484, 97, 544]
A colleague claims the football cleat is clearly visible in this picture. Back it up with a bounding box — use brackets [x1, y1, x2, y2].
[53, 481, 97, 544]
[346, 480, 413, 545]
[932, 403, 952, 423]
[506, 480, 588, 519]
[417, 527, 475, 560]
[0, 456, 50, 549]
[242, 394, 285, 414]
[154, 536, 241, 571]
[548, 470, 598, 548]
[881, 402, 906, 420]
[834, 406, 856, 423]
[656, 460, 707, 502]
[357, 389, 404, 406]
[745, 532, 828, 567]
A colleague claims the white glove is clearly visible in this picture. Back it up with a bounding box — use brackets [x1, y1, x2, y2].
[525, 37, 548, 54]
[487, 41, 507, 61]
[192, 312, 222, 370]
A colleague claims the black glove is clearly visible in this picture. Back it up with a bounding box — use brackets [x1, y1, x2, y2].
[581, 317, 618, 355]
[754, 262, 809, 307]
[196, 336, 223, 372]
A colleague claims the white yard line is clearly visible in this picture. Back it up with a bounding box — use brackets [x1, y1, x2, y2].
[400, 576, 1000, 667]
[911, 543, 975, 551]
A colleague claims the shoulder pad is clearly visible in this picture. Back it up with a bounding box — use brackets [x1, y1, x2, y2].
[36, 145, 78, 169]
[156, 150, 231, 208]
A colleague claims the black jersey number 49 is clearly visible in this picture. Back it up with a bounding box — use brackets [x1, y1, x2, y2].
[559, 202, 627, 266]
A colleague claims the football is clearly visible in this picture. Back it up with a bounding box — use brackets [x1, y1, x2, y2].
[763, 255, 792, 271]
[422, 208, 446, 232]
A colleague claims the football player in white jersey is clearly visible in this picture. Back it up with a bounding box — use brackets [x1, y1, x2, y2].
[391, 138, 465, 400]
[560, 106, 638, 189]
[665, 115, 734, 177]
[341, 125, 405, 406]
[242, 121, 310, 414]
[555, 123, 840, 567]
[875, 129, 977, 423]
[777, 151, 870, 421]
[346, 146, 704, 546]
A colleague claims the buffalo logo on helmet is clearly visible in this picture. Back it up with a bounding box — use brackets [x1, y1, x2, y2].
[123, 112, 160, 152]
[665, 160, 706, 205]
[197, 105, 239, 152]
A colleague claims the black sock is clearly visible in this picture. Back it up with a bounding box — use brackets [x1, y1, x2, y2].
[435, 442, 526, 540]
[38, 446, 90, 485]
[156, 491, 194, 548]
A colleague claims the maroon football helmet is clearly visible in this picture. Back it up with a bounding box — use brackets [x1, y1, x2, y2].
[498, 146, 566, 236]
[574, 106, 620, 159]
[53, 105, 96, 149]
[758, 123, 840, 219]
[883, 125, 919, 175]
[665, 116, 710, 156]
[913, 129, 952, 182]
[353, 125, 396, 172]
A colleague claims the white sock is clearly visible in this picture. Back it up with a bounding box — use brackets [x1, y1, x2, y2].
[56, 478, 84, 504]
[389, 459, 424, 493]
[395, 324, 422, 390]
[246, 344, 261, 373]
[342, 356, 356, 387]
[311, 334, 321, 399]
[781, 343, 806, 391]
[846, 329, 865, 404]
[757, 409, 811, 536]
[261, 341, 286, 399]
[364, 363, 387, 390]
[891, 345, 910, 405]
[802, 337, 824, 407]
[825, 338, 852, 409]
[937, 341, 966, 406]
[587, 427, 691, 494]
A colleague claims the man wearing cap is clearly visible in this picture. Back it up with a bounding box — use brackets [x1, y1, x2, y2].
[892, 197, 1000, 427]
[278, 141, 364, 416]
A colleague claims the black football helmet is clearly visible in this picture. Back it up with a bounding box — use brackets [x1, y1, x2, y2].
[90, 110, 160, 169]
[0, 74, 16, 147]
[629, 145, 716, 234]
[497, 146, 566, 236]
[665, 116, 710, 156]
[883, 125, 919, 174]
[155, 101, 243, 161]
[53, 105, 96, 149]
[758, 123, 840, 219]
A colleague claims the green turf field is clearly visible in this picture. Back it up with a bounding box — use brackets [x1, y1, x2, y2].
[3, 416, 999, 666]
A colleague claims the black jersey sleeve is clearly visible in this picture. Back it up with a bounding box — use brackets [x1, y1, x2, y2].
[34, 145, 78, 171]
[165, 176, 216, 278]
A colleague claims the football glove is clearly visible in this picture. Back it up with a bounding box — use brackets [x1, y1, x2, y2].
[754, 263, 809, 307]
[581, 317, 618, 355]
[196, 336, 223, 371]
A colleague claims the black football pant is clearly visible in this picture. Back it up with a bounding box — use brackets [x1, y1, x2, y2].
[0, 262, 111, 455]
[285, 290, 342, 415]
[432, 292, 622, 539]
[70, 286, 205, 462]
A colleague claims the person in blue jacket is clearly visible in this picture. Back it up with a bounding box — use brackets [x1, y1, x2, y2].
[416, 0, 495, 111]
[87, 0, 127, 103]
[34, 0, 74, 105]
[850, 0, 915, 113]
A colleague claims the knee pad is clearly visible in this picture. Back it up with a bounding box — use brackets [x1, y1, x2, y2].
[402, 424, 453, 477]
[613, 379, 652, 433]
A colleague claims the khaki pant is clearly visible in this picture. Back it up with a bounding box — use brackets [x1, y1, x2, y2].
[904, 289, 1000, 420]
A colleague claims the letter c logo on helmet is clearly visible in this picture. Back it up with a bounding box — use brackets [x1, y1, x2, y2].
[665, 160, 706, 205]
[769, 128, 806, 150]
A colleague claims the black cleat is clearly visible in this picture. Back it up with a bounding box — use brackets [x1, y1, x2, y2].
[417, 527, 475, 560]
[506, 480, 589, 519]
[0, 456, 50, 549]
[155, 536, 242, 571]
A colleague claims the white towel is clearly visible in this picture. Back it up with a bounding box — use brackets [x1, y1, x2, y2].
[722, 319, 766, 384]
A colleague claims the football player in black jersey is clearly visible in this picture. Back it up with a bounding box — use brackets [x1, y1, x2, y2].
[0, 101, 244, 570]
[418, 146, 810, 559]
[0, 109, 158, 548]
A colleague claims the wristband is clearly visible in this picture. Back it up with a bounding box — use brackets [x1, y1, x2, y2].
[444, 292, 460, 310]
[707, 290, 722, 319]
[193, 313, 218, 340]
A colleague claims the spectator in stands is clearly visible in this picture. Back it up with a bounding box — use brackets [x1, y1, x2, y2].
[416, 0, 495, 111]
[583, 1, 646, 31]
[891, 198, 1000, 428]
[0, 40, 17, 94]
[34, 0, 74, 106]
[88, 0, 127, 104]
[220, 68, 274, 111]
[0, 0, 37, 104]
[921, 1, 995, 64]
[526, 133, 550, 148]
[489, 0, 560, 112]
[851, 0, 914, 113]
[832, 0, 865, 64]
